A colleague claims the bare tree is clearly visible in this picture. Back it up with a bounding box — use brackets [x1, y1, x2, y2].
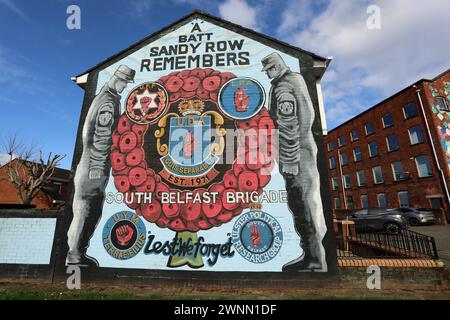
[0, 133, 66, 205]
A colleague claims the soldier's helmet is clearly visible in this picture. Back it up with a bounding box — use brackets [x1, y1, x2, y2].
[114, 65, 136, 83]
[261, 52, 288, 72]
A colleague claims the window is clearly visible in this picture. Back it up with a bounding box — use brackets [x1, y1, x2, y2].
[360, 195, 369, 209]
[353, 147, 362, 162]
[368, 141, 378, 157]
[331, 177, 339, 191]
[343, 173, 352, 189]
[346, 196, 354, 209]
[398, 191, 410, 207]
[408, 125, 424, 145]
[435, 96, 448, 111]
[340, 152, 349, 166]
[334, 197, 341, 209]
[430, 198, 444, 209]
[357, 170, 366, 186]
[415, 155, 433, 177]
[386, 134, 399, 152]
[382, 113, 393, 128]
[372, 166, 384, 184]
[365, 122, 375, 135]
[53, 181, 63, 193]
[338, 136, 346, 147]
[377, 193, 387, 208]
[392, 161, 406, 181]
[329, 157, 336, 169]
[350, 130, 359, 142]
[403, 103, 418, 119]
[327, 141, 334, 152]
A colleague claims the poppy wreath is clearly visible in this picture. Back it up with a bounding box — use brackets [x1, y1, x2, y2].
[111, 68, 276, 233]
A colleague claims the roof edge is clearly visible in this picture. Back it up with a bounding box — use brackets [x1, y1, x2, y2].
[432, 68, 450, 81]
[74, 9, 328, 79]
[327, 67, 450, 134]
[328, 80, 424, 134]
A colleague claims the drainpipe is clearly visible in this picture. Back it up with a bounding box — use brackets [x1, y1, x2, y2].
[316, 80, 328, 136]
[413, 84, 450, 209]
[337, 149, 348, 209]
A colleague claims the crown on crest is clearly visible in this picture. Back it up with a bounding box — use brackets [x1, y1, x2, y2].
[178, 99, 204, 116]
[249, 202, 262, 211]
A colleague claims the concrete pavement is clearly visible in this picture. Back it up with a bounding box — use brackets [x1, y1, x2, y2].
[412, 225, 450, 266]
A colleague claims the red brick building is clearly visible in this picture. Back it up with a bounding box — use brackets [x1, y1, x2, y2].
[324, 69, 450, 218]
[0, 159, 70, 209]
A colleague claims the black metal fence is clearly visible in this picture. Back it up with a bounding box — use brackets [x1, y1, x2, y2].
[337, 229, 439, 260]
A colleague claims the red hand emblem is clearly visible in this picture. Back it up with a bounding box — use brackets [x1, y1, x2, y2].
[116, 225, 134, 246]
[183, 131, 195, 159]
[250, 223, 261, 247]
[140, 97, 152, 113]
[234, 87, 249, 112]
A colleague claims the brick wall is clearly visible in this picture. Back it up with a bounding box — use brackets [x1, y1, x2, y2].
[0, 217, 57, 264]
[0, 209, 446, 287]
[422, 72, 450, 179]
[0, 160, 70, 209]
[338, 266, 446, 290]
[0, 209, 64, 281]
[0, 178, 52, 208]
[324, 77, 450, 213]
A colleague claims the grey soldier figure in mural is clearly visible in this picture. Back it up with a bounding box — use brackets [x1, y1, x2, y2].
[66, 65, 136, 266]
[261, 52, 327, 272]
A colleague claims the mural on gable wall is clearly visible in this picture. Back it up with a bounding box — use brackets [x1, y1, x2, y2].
[65, 17, 335, 273]
[428, 81, 450, 174]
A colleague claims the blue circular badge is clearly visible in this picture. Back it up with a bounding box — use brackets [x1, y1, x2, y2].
[218, 77, 265, 120]
[102, 211, 146, 260]
[232, 210, 283, 264]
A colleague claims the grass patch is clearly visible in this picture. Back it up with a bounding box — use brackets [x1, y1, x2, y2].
[285, 294, 406, 300]
[0, 289, 408, 300]
[0, 290, 176, 300]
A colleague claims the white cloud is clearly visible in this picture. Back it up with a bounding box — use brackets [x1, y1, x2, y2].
[0, 0, 32, 24]
[0, 153, 12, 165]
[128, 0, 153, 16]
[128, 0, 214, 17]
[173, 0, 212, 5]
[277, 0, 326, 35]
[325, 101, 354, 124]
[218, 0, 259, 30]
[0, 48, 42, 95]
[277, 0, 450, 128]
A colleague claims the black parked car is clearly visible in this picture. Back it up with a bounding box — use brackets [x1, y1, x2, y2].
[342, 208, 409, 234]
[388, 208, 436, 226]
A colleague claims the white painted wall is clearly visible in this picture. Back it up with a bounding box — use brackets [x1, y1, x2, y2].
[0, 218, 56, 264]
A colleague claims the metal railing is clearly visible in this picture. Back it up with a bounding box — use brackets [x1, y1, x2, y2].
[337, 229, 439, 260]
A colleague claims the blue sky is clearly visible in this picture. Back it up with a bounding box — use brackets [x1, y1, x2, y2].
[1, 0, 449, 169]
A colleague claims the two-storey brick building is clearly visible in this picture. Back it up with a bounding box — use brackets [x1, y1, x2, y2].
[0, 159, 70, 208]
[325, 69, 450, 219]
